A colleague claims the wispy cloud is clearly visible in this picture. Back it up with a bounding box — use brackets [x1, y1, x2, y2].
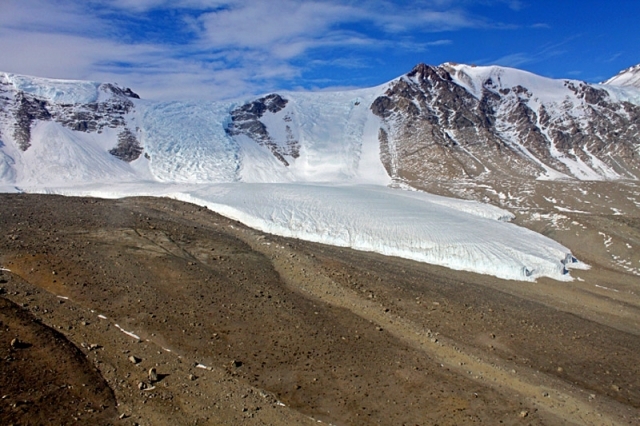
[489, 52, 534, 68]
[486, 36, 577, 69]
[531, 23, 550, 29]
[0, 0, 526, 100]
[604, 52, 624, 63]
[426, 39, 453, 46]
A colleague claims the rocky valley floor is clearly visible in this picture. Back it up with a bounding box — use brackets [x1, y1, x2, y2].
[1, 193, 639, 425]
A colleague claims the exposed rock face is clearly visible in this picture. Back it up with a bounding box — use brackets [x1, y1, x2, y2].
[109, 128, 143, 162]
[372, 63, 640, 182]
[51, 84, 137, 135]
[0, 75, 139, 157]
[226, 94, 300, 166]
[12, 92, 51, 151]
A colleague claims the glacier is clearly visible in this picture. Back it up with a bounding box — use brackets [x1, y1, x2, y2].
[26, 181, 587, 282]
[0, 69, 598, 282]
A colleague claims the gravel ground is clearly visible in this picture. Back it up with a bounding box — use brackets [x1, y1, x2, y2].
[1, 193, 639, 425]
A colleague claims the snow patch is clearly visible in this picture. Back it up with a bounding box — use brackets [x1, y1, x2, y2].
[115, 324, 140, 340]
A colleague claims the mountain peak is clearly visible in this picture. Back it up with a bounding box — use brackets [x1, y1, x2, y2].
[406, 63, 449, 81]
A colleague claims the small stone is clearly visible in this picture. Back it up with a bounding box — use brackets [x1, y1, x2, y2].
[611, 384, 621, 392]
[119, 413, 128, 419]
[10, 338, 19, 349]
[188, 374, 197, 381]
[557, 367, 563, 373]
[89, 344, 100, 351]
[138, 381, 147, 390]
[128, 355, 141, 364]
[148, 368, 158, 382]
[232, 360, 243, 368]
[519, 410, 529, 418]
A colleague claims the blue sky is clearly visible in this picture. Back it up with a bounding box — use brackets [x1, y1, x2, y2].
[0, 0, 638, 100]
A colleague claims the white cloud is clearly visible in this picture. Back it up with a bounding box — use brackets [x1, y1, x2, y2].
[0, 0, 521, 100]
[0, 30, 162, 79]
[0, 0, 104, 33]
[198, 1, 357, 48]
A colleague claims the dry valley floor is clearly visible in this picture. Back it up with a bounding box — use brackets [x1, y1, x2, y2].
[1, 194, 639, 425]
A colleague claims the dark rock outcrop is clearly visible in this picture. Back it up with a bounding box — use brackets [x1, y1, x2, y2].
[109, 128, 143, 162]
[101, 83, 140, 99]
[226, 94, 300, 166]
[12, 92, 51, 151]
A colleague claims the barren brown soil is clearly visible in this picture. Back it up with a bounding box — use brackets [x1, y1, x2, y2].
[1, 193, 639, 425]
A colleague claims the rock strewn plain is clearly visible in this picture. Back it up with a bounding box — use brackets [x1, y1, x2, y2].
[1, 194, 639, 425]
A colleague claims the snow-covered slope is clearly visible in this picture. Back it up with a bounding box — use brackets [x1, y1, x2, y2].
[604, 63, 640, 89]
[0, 72, 391, 186]
[226, 90, 390, 184]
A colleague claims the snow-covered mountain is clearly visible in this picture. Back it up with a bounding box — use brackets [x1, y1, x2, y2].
[374, 63, 640, 182]
[2, 64, 639, 282]
[2, 64, 640, 187]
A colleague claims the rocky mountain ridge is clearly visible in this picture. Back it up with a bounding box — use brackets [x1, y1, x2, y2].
[372, 63, 640, 182]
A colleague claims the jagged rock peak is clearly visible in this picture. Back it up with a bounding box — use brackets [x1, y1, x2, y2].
[604, 63, 640, 88]
[233, 93, 288, 119]
[408, 62, 442, 76]
[100, 83, 140, 99]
